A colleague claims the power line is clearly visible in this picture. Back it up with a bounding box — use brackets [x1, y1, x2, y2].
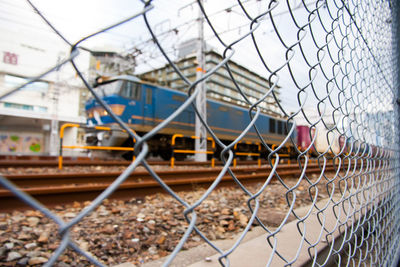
[0, 0, 143, 44]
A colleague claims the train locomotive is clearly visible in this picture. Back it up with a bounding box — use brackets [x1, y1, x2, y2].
[84, 75, 294, 160]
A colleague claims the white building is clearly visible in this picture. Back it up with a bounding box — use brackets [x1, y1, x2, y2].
[0, 9, 89, 156]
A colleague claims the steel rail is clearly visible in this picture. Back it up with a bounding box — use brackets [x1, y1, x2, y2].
[0, 164, 336, 210]
[0, 159, 302, 168]
[0, 163, 331, 187]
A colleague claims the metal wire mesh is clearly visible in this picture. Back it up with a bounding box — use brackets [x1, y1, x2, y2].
[1, 0, 400, 266]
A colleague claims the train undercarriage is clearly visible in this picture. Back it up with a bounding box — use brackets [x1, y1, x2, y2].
[84, 129, 288, 162]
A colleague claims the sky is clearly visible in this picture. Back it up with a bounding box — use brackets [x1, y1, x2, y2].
[1, 0, 394, 127]
[1, 0, 313, 113]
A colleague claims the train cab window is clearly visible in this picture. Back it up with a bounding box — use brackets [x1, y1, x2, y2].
[97, 80, 122, 96]
[269, 118, 276, 133]
[146, 88, 152, 104]
[120, 81, 141, 100]
[277, 120, 283, 134]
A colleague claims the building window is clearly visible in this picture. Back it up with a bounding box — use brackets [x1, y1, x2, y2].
[3, 102, 47, 112]
[4, 102, 33, 110]
[4, 74, 48, 93]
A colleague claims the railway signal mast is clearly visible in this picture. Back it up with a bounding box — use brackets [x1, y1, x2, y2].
[195, 0, 207, 161]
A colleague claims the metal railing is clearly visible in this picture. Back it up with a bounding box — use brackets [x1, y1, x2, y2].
[58, 123, 135, 169]
[232, 141, 261, 167]
[0, 0, 399, 266]
[170, 133, 216, 168]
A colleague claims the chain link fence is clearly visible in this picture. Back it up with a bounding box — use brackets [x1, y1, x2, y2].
[1, 0, 400, 266]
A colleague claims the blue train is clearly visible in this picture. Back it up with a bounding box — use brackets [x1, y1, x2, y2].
[85, 75, 291, 160]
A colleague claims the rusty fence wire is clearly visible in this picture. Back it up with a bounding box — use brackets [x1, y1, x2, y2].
[1, 0, 400, 266]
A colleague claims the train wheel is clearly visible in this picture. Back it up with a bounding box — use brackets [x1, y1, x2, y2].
[122, 151, 134, 161]
[159, 150, 172, 161]
[174, 153, 186, 161]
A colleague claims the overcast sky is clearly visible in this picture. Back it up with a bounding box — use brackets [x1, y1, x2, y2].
[1, 1, 315, 112]
[2, 0, 392, 126]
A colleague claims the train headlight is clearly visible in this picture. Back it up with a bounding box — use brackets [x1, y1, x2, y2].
[87, 110, 94, 118]
[87, 105, 125, 118]
[87, 107, 103, 118]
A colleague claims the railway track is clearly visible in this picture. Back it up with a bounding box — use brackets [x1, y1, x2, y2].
[0, 163, 336, 210]
[0, 158, 265, 168]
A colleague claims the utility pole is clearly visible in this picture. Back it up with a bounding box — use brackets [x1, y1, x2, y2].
[195, 0, 207, 161]
[49, 55, 61, 156]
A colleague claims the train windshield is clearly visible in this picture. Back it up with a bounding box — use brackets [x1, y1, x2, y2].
[119, 81, 141, 100]
[96, 80, 123, 97]
[94, 78, 142, 100]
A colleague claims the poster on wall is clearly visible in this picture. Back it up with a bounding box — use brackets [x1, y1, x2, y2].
[0, 133, 44, 154]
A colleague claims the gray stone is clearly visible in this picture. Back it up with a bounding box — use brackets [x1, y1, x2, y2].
[21, 226, 33, 232]
[192, 236, 201, 242]
[6, 251, 22, 261]
[9, 238, 23, 244]
[11, 214, 25, 223]
[17, 233, 31, 240]
[4, 242, 14, 249]
[17, 257, 29, 266]
[56, 262, 71, 267]
[0, 222, 7, 230]
[24, 242, 37, 249]
[0, 247, 6, 257]
[114, 263, 137, 267]
[27, 217, 40, 227]
[26, 250, 41, 258]
[148, 245, 158, 255]
[64, 212, 76, 218]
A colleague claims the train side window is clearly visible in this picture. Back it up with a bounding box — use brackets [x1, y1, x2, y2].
[131, 82, 141, 99]
[120, 81, 141, 100]
[277, 120, 283, 134]
[120, 81, 131, 98]
[146, 88, 152, 104]
[269, 118, 276, 133]
[172, 95, 185, 102]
